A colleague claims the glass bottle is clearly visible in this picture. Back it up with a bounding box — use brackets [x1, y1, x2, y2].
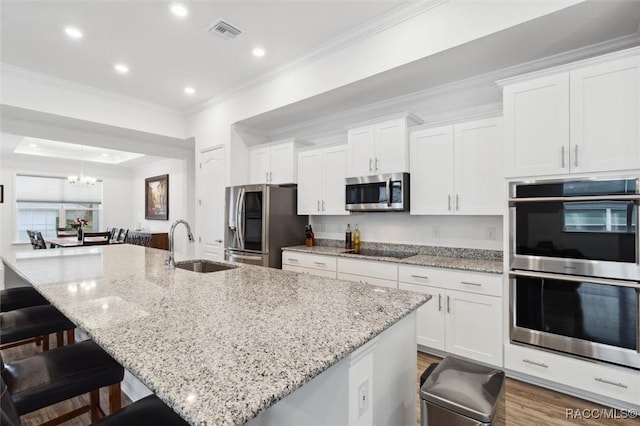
[345, 224, 352, 249]
[353, 224, 361, 254]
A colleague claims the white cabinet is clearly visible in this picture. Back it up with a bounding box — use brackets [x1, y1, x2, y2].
[410, 117, 503, 215]
[337, 258, 398, 289]
[399, 265, 503, 366]
[504, 51, 640, 178]
[282, 251, 337, 279]
[297, 145, 348, 215]
[346, 115, 422, 178]
[249, 139, 310, 185]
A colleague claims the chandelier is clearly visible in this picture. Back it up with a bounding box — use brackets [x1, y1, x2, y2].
[67, 145, 96, 187]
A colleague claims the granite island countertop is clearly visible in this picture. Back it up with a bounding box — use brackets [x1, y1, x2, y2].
[282, 245, 503, 274]
[0, 244, 429, 426]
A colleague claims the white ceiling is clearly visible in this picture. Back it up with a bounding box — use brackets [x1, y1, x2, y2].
[0, 0, 407, 110]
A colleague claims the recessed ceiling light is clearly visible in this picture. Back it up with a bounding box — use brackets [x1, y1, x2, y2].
[114, 63, 129, 74]
[29, 144, 37, 148]
[64, 26, 83, 39]
[170, 4, 188, 17]
[184, 86, 195, 95]
[101, 153, 109, 157]
[252, 47, 265, 58]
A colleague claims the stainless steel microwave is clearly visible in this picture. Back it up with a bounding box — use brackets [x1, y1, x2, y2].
[345, 173, 409, 212]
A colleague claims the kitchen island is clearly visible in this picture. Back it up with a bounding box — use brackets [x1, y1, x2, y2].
[1, 244, 429, 425]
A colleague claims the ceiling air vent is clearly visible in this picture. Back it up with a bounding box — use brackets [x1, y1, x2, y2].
[206, 19, 242, 40]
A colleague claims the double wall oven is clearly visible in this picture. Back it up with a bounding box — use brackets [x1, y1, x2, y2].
[509, 178, 639, 370]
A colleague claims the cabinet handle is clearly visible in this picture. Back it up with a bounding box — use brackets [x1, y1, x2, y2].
[317, 200, 320, 212]
[214, 239, 223, 243]
[456, 195, 459, 211]
[375, 157, 378, 171]
[446, 295, 450, 313]
[369, 158, 372, 171]
[574, 145, 579, 168]
[594, 377, 628, 389]
[561, 146, 566, 168]
[411, 274, 429, 280]
[266, 172, 269, 182]
[438, 294, 442, 312]
[461, 281, 482, 287]
[287, 258, 299, 262]
[314, 261, 326, 266]
[322, 200, 325, 211]
[523, 359, 548, 368]
[448, 195, 452, 211]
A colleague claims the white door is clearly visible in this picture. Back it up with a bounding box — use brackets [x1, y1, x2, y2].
[297, 150, 323, 215]
[570, 56, 640, 173]
[454, 117, 504, 215]
[399, 282, 445, 351]
[322, 145, 348, 215]
[409, 125, 454, 215]
[346, 125, 374, 177]
[199, 146, 226, 261]
[374, 118, 407, 174]
[248, 147, 270, 184]
[445, 289, 503, 366]
[504, 73, 570, 177]
[270, 143, 295, 184]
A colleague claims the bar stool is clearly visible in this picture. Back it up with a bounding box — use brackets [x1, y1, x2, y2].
[93, 394, 190, 426]
[0, 305, 75, 351]
[0, 287, 49, 313]
[0, 339, 124, 425]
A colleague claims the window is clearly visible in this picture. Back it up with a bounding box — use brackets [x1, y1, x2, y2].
[15, 175, 103, 243]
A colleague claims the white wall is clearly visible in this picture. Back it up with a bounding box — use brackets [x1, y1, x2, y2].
[311, 214, 503, 251]
[0, 133, 134, 246]
[131, 158, 195, 256]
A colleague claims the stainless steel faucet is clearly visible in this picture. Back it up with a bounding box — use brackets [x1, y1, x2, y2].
[166, 219, 195, 268]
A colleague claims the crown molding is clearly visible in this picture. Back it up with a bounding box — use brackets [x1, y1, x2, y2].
[0, 63, 185, 117]
[185, 0, 449, 116]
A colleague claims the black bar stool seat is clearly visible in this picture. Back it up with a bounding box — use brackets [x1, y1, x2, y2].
[0, 305, 74, 346]
[1, 340, 124, 423]
[0, 287, 49, 313]
[93, 394, 189, 426]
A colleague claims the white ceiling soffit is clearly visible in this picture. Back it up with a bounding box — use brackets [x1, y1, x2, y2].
[237, 0, 640, 135]
[0, 0, 409, 110]
[15, 137, 145, 164]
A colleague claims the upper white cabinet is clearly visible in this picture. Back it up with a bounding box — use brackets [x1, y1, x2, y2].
[503, 50, 639, 177]
[249, 139, 310, 185]
[297, 145, 348, 215]
[346, 114, 422, 177]
[410, 117, 503, 215]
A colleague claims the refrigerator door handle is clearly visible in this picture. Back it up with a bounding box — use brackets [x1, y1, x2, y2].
[238, 188, 246, 249]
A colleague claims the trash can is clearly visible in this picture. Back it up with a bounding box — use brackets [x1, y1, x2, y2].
[420, 356, 505, 426]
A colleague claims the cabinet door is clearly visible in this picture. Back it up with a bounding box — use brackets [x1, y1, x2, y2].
[269, 143, 295, 184]
[297, 150, 323, 215]
[399, 282, 445, 351]
[249, 147, 270, 184]
[374, 118, 408, 174]
[454, 117, 504, 215]
[409, 126, 454, 215]
[346, 125, 375, 177]
[445, 289, 503, 366]
[322, 145, 348, 215]
[570, 56, 640, 173]
[504, 73, 570, 177]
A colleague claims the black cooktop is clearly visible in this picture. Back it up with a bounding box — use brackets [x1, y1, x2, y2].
[342, 249, 417, 259]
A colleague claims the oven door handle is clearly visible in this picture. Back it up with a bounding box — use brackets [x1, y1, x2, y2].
[509, 194, 640, 206]
[386, 178, 392, 207]
[510, 270, 640, 289]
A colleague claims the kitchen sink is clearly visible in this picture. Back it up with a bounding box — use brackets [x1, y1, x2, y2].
[175, 259, 238, 273]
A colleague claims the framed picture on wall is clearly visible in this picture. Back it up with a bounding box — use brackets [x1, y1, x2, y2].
[145, 174, 169, 220]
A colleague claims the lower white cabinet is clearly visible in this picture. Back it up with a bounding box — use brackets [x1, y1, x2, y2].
[399, 265, 503, 367]
[337, 258, 398, 289]
[282, 252, 337, 279]
[337, 272, 398, 289]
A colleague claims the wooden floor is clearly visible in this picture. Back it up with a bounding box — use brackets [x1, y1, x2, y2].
[417, 352, 639, 426]
[2, 341, 637, 425]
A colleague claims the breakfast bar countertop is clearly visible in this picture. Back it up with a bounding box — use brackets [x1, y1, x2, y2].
[0, 244, 428, 426]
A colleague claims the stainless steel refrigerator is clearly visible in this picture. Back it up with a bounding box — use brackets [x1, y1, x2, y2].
[225, 184, 307, 268]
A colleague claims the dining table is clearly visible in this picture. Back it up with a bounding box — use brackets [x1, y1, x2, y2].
[46, 236, 118, 248]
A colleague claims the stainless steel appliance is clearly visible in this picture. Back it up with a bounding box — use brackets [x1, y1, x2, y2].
[509, 177, 640, 369]
[225, 184, 307, 269]
[345, 172, 409, 212]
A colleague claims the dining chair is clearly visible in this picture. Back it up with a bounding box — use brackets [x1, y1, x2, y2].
[82, 231, 111, 246]
[117, 228, 129, 243]
[0, 339, 124, 425]
[33, 232, 48, 250]
[56, 227, 75, 237]
[112, 228, 123, 241]
[25, 231, 37, 250]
